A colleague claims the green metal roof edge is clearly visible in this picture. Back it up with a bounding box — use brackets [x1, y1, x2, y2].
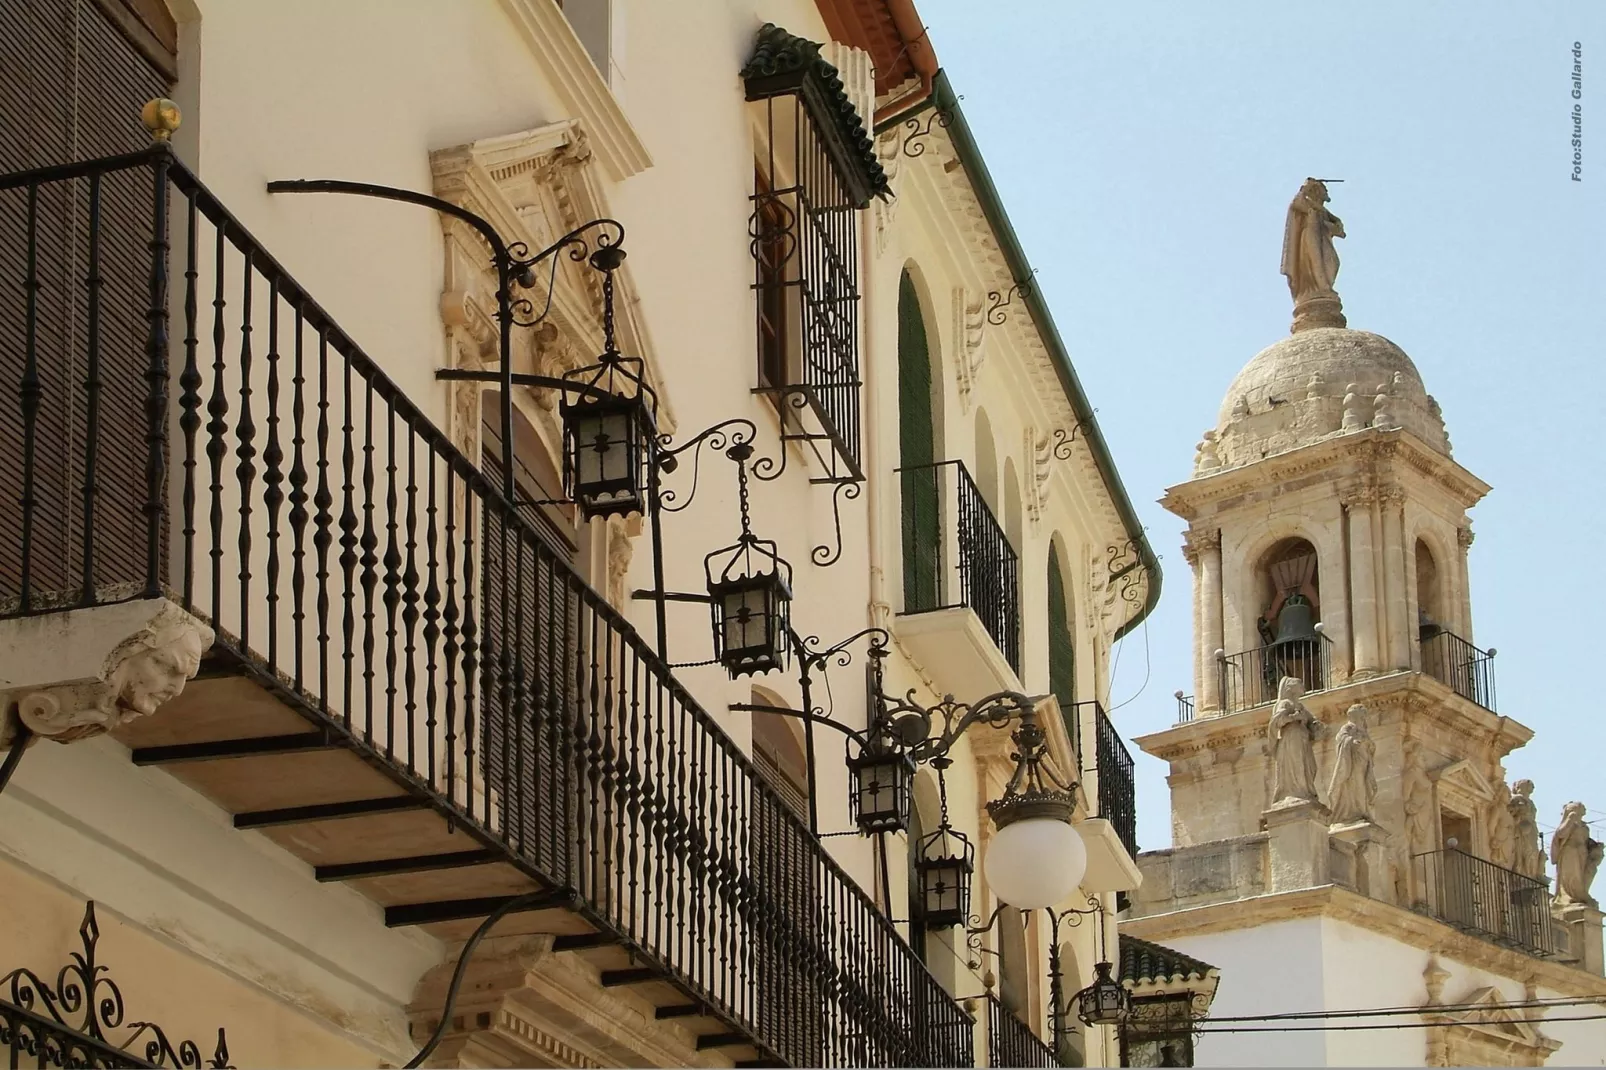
[880, 71, 1160, 639]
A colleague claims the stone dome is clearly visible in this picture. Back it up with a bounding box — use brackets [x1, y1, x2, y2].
[1196, 327, 1452, 475]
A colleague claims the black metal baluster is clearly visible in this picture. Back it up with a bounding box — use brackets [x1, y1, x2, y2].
[382, 401, 401, 759]
[600, 623, 617, 923]
[16, 185, 41, 612]
[571, 584, 590, 890]
[442, 468, 459, 799]
[402, 433, 420, 771]
[263, 280, 285, 670]
[313, 330, 334, 713]
[626, 654, 642, 942]
[143, 153, 173, 600]
[360, 383, 379, 741]
[178, 196, 201, 608]
[235, 261, 256, 650]
[78, 174, 103, 604]
[586, 611, 603, 904]
[206, 224, 229, 625]
[530, 549, 551, 872]
[287, 306, 308, 689]
[422, 453, 441, 785]
[459, 490, 478, 820]
[492, 504, 512, 842]
[338, 356, 358, 728]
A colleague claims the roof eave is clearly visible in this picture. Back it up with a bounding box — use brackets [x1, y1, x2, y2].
[880, 71, 1160, 638]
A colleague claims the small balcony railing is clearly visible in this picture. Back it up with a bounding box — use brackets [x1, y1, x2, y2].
[1420, 626, 1497, 711]
[1175, 692, 1196, 724]
[1083, 701, 1137, 859]
[986, 994, 1058, 1068]
[0, 148, 972, 1069]
[898, 459, 1021, 672]
[1413, 848, 1565, 959]
[1216, 633, 1334, 715]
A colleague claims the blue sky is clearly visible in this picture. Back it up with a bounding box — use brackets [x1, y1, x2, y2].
[920, 1, 1606, 851]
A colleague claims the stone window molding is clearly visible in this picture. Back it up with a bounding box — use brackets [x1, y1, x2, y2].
[1, 599, 213, 745]
[494, 0, 651, 182]
[1420, 960, 1562, 1067]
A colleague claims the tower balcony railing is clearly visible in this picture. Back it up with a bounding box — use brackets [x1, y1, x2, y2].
[1420, 626, 1497, 712]
[897, 459, 1021, 673]
[0, 147, 973, 1068]
[1412, 848, 1566, 959]
[1215, 633, 1335, 715]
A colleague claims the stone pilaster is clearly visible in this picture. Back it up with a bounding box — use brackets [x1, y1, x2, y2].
[1343, 487, 1381, 677]
[1329, 820, 1392, 903]
[1193, 529, 1224, 712]
[1263, 798, 1331, 892]
[1557, 901, 1605, 977]
[1378, 487, 1410, 670]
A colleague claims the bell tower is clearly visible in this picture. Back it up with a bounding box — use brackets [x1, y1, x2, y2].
[1122, 182, 1606, 1068]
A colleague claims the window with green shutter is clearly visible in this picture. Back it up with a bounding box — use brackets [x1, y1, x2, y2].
[1048, 546, 1079, 756]
[898, 271, 940, 611]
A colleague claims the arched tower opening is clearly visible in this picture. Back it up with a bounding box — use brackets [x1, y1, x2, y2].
[899, 268, 942, 613]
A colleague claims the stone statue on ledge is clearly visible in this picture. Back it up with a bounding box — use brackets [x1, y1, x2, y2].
[1281, 178, 1347, 332]
[1553, 802, 1603, 907]
[1326, 704, 1377, 825]
[1268, 676, 1324, 805]
[1509, 779, 1546, 878]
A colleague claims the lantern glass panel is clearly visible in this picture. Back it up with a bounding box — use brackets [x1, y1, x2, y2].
[721, 583, 773, 656]
[851, 751, 910, 833]
[919, 854, 972, 928]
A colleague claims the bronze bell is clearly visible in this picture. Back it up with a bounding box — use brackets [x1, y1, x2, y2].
[1274, 592, 1319, 645]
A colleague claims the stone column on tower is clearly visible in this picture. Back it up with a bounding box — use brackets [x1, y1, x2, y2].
[1346, 487, 1381, 676]
[1379, 486, 1409, 670]
[1456, 524, 1476, 642]
[1195, 529, 1224, 711]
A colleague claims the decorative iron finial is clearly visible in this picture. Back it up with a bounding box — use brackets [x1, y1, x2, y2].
[141, 98, 181, 142]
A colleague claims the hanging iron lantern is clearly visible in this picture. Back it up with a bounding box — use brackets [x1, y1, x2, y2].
[1074, 960, 1132, 1027]
[848, 742, 913, 834]
[915, 823, 975, 929]
[704, 444, 792, 677]
[560, 245, 658, 520]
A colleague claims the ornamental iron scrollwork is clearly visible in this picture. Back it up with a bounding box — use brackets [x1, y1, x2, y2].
[900, 107, 954, 158]
[0, 902, 233, 1069]
[1050, 418, 1095, 460]
[1106, 537, 1150, 608]
[985, 276, 1035, 326]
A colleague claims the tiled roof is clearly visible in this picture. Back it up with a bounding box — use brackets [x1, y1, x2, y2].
[740, 23, 891, 205]
[1119, 933, 1218, 989]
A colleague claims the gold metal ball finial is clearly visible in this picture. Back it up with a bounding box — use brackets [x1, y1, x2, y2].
[141, 98, 181, 142]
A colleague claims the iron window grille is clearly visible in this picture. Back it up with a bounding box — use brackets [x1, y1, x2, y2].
[742, 24, 888, 487]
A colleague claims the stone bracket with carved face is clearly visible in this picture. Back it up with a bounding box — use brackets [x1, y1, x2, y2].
[0, 599, 214, 746]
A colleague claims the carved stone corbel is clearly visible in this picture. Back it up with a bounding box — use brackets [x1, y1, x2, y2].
[2, 601, 213, 745]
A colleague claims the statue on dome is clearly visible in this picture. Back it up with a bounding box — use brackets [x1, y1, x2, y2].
[1268, 676, 1323, 805]
[1280, 178, 1347, 331]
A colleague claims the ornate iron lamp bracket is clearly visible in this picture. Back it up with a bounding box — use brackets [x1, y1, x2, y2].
[0, 901, 234, 1068]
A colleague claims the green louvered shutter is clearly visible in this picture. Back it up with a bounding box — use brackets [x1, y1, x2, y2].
[898, 272, 939, 611]
[1048, 547, 1079, 755]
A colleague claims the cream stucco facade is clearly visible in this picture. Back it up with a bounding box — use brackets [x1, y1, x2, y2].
[0, 1, 1169, 1067]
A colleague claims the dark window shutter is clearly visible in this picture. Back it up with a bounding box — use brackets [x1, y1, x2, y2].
[897, 271, 939, 611]
[1048, 546, 1078, 753]
[0, 0, 174, 604]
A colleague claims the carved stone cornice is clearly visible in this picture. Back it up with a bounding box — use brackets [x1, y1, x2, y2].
[1161, 426, 1491, 521]
[1, 600, 212, 745]
[1123, 884, 1606, 1001]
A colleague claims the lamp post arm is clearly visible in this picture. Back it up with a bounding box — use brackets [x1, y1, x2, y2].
[729, 702, 870, 749]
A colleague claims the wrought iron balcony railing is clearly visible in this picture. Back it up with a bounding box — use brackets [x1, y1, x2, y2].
[1083, 701, 1137, 859]
[1215, 633, 1334, 715]
[985, 994, 1058, 1068]
[1412, 848, 1565, 959]
[1175, 692, 1196, 724]
[897, 459, 1021, 672]
[0, 148, 972, 1068]
[1420, 626, 1497, 712]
